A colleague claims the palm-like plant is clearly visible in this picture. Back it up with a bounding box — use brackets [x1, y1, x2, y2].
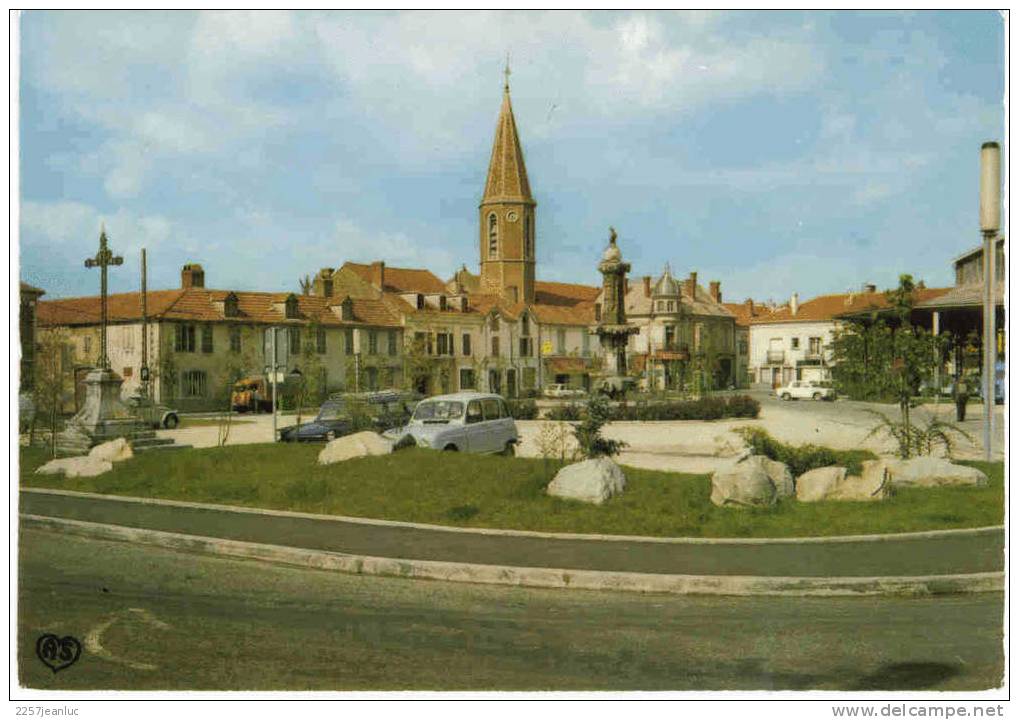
[863, 409, 974, 459]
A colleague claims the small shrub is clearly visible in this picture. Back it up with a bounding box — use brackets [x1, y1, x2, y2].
[392, 433, 416, 451]
[863, 410, 974, 459]
[736, 427, 875, 477]
[506, 399, 539, 420]
[574, 395, 626, 459]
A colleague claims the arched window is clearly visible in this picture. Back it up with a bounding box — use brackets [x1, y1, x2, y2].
[488, 214, 498, 259]
[524, 214, 532, 259]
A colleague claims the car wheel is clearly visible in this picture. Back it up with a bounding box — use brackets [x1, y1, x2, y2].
[501, 442, 516, 457]
[163, 414, 179, 429]
[325, 431, 336, 442]
[443, 444, 458, 452]
[781, 393, 791, 401]
[812, 392, 823, 401]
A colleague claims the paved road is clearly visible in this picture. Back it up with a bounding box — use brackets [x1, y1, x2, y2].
[17, 529, 1004, 691]
[21, 490, 1004, 577]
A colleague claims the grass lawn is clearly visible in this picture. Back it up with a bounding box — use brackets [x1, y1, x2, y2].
[19, 445, 1003, 538]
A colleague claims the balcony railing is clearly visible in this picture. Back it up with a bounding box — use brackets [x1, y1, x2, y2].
[766, 350, 785, 364]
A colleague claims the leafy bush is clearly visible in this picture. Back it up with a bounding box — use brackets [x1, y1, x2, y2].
[736, 427, 876, 477]
[506, 399, 539, 420]
[574, 395, 626, 459]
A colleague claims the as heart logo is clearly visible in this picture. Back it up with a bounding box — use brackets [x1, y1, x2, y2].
[35, 634, 82, 673]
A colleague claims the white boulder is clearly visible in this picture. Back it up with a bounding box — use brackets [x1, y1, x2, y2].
[317, 431, 394, 465]
[710, 455, 779, 508]
[88, 437, 134, 463]
[762, 457, 795, 499]
[35, 456, 114, 478]
[886, 457, 989, 488]
[547, 457, 626, 505]
[796, 462, 891, 502]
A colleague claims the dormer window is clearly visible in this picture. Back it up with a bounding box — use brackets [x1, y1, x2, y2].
[460, 297, 469, 312]
[284, 294, 299, 319]
[416, 294, 425, 310]
[488, 213, 498, 259]
[521, 314, 529, 336]
[224, 292, 240, 318]
[439, 296, 448, 311]
[340, 297, 354, 322]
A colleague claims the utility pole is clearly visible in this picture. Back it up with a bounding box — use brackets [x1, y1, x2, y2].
[271, 327, 279, 442]
[979, 141, 1000, 462]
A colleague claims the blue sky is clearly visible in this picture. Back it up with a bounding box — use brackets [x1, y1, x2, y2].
[19, 10, 1005, 304]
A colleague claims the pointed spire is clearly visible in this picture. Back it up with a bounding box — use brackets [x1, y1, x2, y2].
[481, 69, 533, 205]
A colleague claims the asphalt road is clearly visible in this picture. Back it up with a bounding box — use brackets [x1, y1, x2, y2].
[18, 529, 1004, 691]
[21, 490, 1005, 577]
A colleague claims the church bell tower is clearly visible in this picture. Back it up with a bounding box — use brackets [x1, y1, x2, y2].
[479, 65, 536, 305]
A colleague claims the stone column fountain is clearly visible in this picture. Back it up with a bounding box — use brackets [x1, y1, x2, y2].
[594, 227, 639, 395]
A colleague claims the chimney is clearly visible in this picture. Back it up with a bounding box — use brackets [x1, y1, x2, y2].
[371, 261, 386, 290]
[790, 292, 799, 316]
[709, 281, 721, 304]
[316, 267, 334, 298]
[745, 298, 754, 315]
[642, 276, 652, 298]
[686, 271, 698, 297]
[181, 263, 205, 289]
[862, 282, 877, 293]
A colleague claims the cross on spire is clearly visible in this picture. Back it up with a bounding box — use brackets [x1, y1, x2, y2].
[83, 226, 124, 370]
[503, 54, 511, 91]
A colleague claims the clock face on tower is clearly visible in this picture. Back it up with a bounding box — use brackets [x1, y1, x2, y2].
[506, 211, 519, 222]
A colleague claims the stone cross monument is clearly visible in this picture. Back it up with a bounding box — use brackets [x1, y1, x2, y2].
[595, 227, 639, 382]
[57, 228, 147, 454]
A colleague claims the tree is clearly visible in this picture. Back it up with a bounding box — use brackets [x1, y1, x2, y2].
[216, 346, 256, 447]
[832, 275, 950, 457]
[573, 394, 626, 459]
[31, 327, 72, 458]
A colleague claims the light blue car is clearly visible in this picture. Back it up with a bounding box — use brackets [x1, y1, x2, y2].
[386, 392, 519, 455]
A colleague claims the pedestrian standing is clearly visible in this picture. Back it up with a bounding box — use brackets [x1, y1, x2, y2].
[953, 377, 969, 422]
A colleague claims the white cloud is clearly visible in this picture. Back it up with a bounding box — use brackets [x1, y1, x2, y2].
[21, 200, 173, 256]
[331, 217, 460, 278]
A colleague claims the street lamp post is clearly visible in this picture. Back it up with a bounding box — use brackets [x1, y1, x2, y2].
[979, 141, 1000, 462]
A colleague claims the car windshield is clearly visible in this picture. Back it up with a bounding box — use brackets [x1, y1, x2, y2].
[317, 401, 348, 421]
[413, 400, 464, 422]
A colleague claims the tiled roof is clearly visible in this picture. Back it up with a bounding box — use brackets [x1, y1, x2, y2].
[913, 283, 1004, 310]
[37, 288, 402, 328]
[534, 280, 601, 304]
[20, 281, 45, 296]
[723, 301, 773, 327]
[343, 262, 447, 294]
[752, 287, 952, 324]
[530, 301, 596, 326]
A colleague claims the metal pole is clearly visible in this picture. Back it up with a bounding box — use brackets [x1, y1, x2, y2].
[932, 310, 940, 407]
[979, 141, 1000, 462]
[271, 328, 278, 442]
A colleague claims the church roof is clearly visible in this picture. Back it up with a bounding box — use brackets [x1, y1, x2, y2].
[481, 87, 533, 205]
[342, 262, 447, 295]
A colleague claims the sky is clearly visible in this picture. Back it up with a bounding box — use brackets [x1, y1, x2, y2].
[18, 10, 1006, 304]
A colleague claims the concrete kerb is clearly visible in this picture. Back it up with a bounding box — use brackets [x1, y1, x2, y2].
[21, 486, 1004, 546]
[21, 514, 1004, 597]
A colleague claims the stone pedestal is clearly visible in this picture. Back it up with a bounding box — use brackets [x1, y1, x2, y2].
[57, 368, 147, 455]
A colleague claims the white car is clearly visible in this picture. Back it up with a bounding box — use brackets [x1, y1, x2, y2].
[543, 384, 586, 398]
[385, 392, 519, 455]
[774, 380, 836, 401]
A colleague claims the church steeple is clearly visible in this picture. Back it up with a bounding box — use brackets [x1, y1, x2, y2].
[479, 67, 536, 304]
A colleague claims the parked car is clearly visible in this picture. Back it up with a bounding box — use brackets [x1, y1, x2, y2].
[231, 376, 273, 413]
[278, 390, 413, 443]
[543, 383, 585, 399]
[774, 380, 836, 401]
[125, 394, 180, 429]
[385, 391, 518, 455]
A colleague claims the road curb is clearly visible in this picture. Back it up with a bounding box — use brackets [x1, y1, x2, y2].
[20, 487, 1005, 546]
[21, 514, 1005, 597]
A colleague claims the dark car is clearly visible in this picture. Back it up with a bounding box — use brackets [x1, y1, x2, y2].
[277, 391, 414, 442]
